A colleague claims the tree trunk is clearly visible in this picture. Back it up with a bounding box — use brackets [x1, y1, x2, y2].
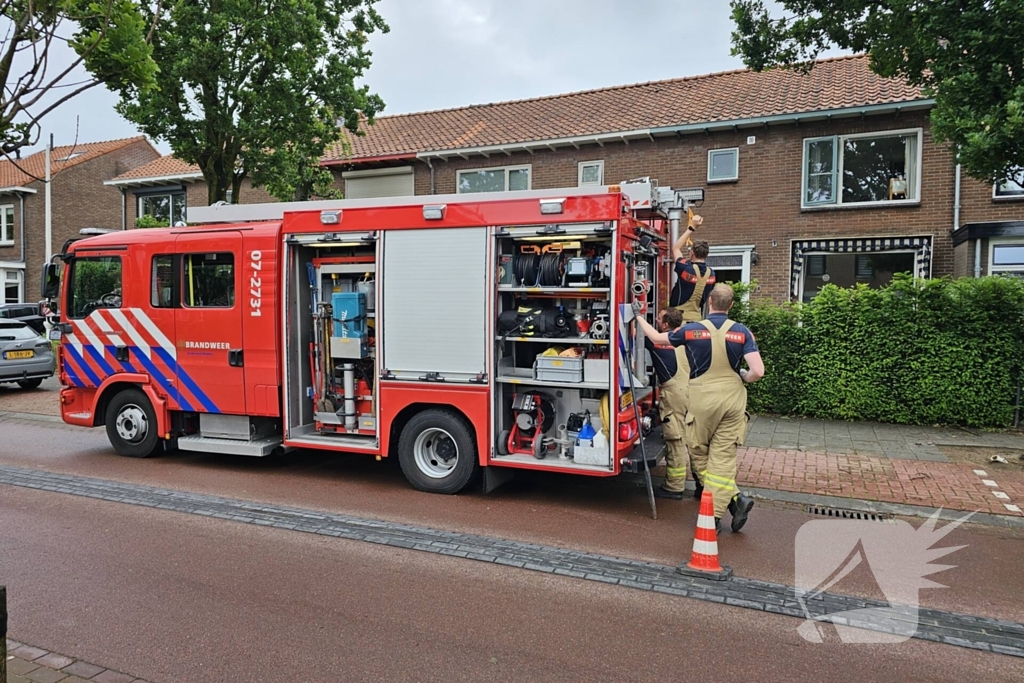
[203, 164, 229, 205]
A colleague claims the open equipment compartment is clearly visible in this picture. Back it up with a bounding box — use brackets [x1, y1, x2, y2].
[282, 230, 380, 449]
[491, 221, 620, 471]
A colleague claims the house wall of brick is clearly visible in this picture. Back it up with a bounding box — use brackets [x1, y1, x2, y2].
[406, 111, 1024, 302]
[16, 139, 159, 301]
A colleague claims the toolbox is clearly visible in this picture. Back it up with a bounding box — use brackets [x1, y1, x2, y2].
[534, 354, 584, 383]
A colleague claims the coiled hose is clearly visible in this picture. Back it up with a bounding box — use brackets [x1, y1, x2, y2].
[600, 392, 610, 440]
[514, 252, 540, 286]
[538, 252, 564, 287]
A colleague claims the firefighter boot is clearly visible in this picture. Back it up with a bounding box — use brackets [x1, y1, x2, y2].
[729, 493, 755, 532]
[692, 469, 703, 500]
[654, 486, 684, 500]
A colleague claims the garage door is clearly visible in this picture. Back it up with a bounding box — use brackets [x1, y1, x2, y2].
[344, 168, 415, 199]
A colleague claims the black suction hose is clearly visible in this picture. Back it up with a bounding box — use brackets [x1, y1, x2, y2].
[624, 321, 657, 520]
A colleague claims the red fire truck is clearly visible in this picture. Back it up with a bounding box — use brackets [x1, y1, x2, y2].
[41, 180, 700, 494]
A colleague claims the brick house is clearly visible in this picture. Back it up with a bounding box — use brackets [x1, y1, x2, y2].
[111, 55, 1024, 301]
[0, 137, 160, 304]
[104, 156, 278, 228]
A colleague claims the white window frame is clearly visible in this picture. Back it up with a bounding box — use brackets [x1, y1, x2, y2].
[707, 244, 754, 285]
[988, 237, 1024, 275]
[707, 148, 739, 182]
[137, 192, 186, 226]
[992, 171, 1024, 201]
[578, 160, 604, 186]
[2, 267, 23, 304]
[801, 128, 923, 209]
[0, 204, 13, 246]
[456, 164, 532, 194]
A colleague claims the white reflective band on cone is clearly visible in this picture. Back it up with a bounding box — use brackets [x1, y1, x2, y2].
[696, 516, 717, 530]
[691, 539, 718, 556]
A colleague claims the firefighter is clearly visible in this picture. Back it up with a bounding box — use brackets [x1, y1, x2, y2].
[670, 214, 715, 322]
[643, 308, 689, 499]
[636, 283, 764, 533]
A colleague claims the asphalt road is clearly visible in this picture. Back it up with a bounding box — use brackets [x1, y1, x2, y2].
[1, 417, 1023, 681]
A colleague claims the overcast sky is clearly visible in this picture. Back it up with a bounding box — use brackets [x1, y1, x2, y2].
[26, 0, 845, 156]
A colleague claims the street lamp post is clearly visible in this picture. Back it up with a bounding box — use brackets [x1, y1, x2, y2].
[1, 585, 6, 683]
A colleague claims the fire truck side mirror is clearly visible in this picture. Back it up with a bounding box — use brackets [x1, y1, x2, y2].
[40, 262, 61, 300]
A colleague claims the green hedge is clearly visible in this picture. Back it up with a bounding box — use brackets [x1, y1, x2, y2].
[729, 275, 1024, 427]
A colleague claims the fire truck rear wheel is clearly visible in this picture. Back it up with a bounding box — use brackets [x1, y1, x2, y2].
[105, 388, 161, 458]
[398, 409, 477, 494]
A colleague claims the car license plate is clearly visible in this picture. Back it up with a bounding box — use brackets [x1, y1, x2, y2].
[4, 350, 34, 360]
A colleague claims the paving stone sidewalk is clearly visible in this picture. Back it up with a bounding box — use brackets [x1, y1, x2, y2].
[5, 639, 149, 683]
[734, 416, 1024, 518]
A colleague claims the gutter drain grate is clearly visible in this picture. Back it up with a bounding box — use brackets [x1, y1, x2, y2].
[806, 505, 894, 522]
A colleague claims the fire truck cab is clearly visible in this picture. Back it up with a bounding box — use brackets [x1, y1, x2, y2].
[44, 181, 698, 494]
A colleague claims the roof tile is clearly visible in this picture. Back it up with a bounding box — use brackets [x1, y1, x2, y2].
[326, 54, 924, 160]
[0, 136, 148, 187]
[112, 55, 927, 180]
[110, 154, 200, 181]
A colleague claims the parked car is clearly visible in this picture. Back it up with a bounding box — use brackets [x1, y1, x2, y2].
[0, 303, 46, 335]
[0, 320, 55, 389]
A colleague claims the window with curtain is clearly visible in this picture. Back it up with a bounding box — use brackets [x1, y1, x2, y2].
[803, 130, 921, 207]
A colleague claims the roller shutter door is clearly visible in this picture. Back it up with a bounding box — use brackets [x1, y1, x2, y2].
[344, 170, 414, 199]
[381, 227, 488, 382]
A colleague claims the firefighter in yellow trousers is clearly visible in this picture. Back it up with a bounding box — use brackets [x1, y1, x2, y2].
[643, 308, 689, 499]
[670, 214, 715, 322]
[637, 283, 765, 533]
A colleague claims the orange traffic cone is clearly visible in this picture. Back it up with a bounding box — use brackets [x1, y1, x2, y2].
[677, 488, 733, 580]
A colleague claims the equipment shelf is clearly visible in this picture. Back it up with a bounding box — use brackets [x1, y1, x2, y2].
[495, 375, 608, 391]
[489, 452, 613, 473]
[497, 286, 610, 295]
[498, 336, 609, 345]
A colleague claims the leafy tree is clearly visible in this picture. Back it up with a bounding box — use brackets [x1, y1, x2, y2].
[730, 1, 1024, 186]
[113, 0, 387, 204]
[0, 0, 157, 156]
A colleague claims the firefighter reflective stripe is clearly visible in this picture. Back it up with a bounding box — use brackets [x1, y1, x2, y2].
[704, 471, 737, 489]
[666, 466, 688, 477]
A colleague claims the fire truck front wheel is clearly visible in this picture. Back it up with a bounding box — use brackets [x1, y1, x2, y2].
[398, 410, 478, 494]
[105, 388, 162, 458]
